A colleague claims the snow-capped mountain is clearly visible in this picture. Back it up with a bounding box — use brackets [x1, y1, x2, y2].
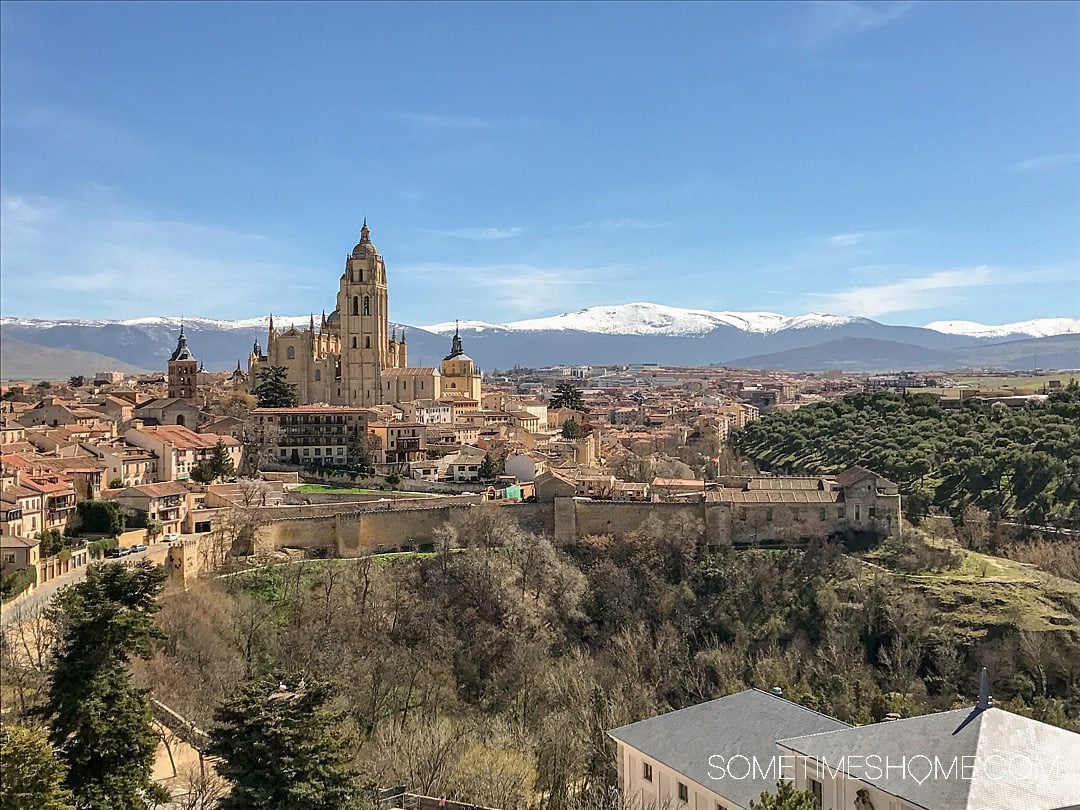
[3, 305, 1078, 377]
[923, 318, 1080, 339]
[423, 303, 861, 336]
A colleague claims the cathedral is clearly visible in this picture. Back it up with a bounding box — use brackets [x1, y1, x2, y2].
[248, 222, 482, 406]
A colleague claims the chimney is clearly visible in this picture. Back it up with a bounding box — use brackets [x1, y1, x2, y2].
[976, 666, 993, 710]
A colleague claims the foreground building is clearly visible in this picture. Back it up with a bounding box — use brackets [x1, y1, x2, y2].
[609, 675, 1080, 810]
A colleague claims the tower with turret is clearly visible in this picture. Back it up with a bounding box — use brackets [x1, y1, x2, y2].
[168, 326, 198, 400]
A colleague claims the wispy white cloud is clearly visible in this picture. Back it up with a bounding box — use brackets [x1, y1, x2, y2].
[808, 266, 996, 317]
[827, 232, 867, 247]
[0, 190, 313, 319]
[573, 218, 676, 232]
[1011, 152, 1080, 172]
[398, 261, 625, 315]
[429, 226, 525, 241]
[393, 112, 536, 131]
[794, 1, 916, 47]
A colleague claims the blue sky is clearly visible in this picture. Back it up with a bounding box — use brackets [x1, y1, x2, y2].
[1, 1, 1077, 326]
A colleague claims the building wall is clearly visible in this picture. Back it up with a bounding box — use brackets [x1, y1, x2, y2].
[617, 742, 743, 810]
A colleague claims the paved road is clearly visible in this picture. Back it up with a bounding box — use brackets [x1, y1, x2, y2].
[0, 542, 170, 629]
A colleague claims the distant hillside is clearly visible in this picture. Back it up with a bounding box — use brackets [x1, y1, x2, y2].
[726, 333, 1080, 372]
[0, 336, 150, 381]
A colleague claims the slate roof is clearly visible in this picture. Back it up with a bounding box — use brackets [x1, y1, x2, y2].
[778, 706, 1080, 810]
[608, 689, 850, 809]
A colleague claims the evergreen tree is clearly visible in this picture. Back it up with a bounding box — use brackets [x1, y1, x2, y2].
[561, 417, 581, 439]
[750, 782, 822, 810]
[251, 366, 299, 408]
[478, 453, 497, 482]
[190, 463, 215, 484]
[0, 723, 75, 810]
[208, 678, 361, 809]
[209, 439, 237, 480]
[43, 561, 169, 809]
[548, 381, 588, 412]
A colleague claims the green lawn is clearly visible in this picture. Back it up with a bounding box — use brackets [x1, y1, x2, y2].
[292, 484, 432, 497]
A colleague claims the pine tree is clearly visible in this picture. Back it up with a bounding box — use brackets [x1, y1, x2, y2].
[750, 782, 821, 810]
[208, 678, 361, 809]
[43, 561, 169, 809]
[251, 366, 299, 408]
[209, 438, 237, 480]
[561, 417, 581, 439]
[478, 453, 497, 482]
[0, 723, 75, 810]
[548, 381, 588, 412]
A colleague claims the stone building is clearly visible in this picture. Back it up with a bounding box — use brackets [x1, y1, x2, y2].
[167, 326, 198, 400]
[248, 222, 481, 407]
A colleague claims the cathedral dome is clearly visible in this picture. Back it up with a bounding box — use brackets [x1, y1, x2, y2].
[351, 219, 379, 257]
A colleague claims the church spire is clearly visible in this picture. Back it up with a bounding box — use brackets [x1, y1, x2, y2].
[444, 320, 465, 360]
[360, 217, 371, 244]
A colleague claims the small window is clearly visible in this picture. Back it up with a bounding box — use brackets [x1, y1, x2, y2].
[677, 782, 688, 803]
[363, 296, 370, 315]
[315, 370, 321, 381]
[738, 507, 747, 521]
[642, 762, 653, 782]
[819, 507, 826, 521]
[287, 346, 295, 360]
[765, 508, 773, 522]
[810, 778, 823, 806]
[365, 337, 371, 348]
[838, 507, 845, 519]
[855, 504, 862, 521]
[352, 337, 357, 348]
[869, 506, 877, 518]
[352, 296, 359, 316]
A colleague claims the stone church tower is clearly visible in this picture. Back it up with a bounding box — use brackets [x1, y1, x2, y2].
[337, 219, 394, 406]
[249, 220, 476, 407]
[167, 326, 198, 400]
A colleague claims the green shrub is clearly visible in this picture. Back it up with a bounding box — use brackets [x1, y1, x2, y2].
[0, 565, 37, 601]
[88, 537, 119, 559]
[75, 501, 126, 537]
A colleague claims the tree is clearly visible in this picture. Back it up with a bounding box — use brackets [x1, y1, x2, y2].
[561, 418, 581, 440]
[207, 678, 361, 809]
[0, 723, 75, 810]
[549, 382, 588, 412]
[108, 477, 124, 489]
[209, 439, 237, 480]
[190, 464, 215, 484]
[68, 376, 85, 388]
[145, 519, 163, 544]
[43, 561, 169, 809]
[347, 428, 377, 470]
[478, 453, 497, 482]
[73, 501, 125, 537]
[750, 782, 821, 810]
[214, 391, 258, 419]
[251, 366, 298, 408]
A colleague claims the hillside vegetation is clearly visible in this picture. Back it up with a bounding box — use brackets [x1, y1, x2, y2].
[734, 387, 1080, 526]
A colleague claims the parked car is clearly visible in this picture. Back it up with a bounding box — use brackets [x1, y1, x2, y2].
[106, 546, 131, 558]
[130, 543, 148, 554]
[163, 533, 180, 543]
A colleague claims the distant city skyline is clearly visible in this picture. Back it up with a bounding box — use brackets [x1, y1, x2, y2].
[1, 2, 1077, 325]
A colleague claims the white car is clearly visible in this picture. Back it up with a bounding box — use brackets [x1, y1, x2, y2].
[163, 533, 180, 542]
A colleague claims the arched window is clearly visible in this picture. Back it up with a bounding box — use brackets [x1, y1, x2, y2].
[365, 336, 371, 348]
[363, 296, 370, 315]
[352, 296, 359, 316]
[315, 369, 321, 381]
[359, 268, 364, 282]
[287, 346, 295, 360]
[176, 414, 186, 426]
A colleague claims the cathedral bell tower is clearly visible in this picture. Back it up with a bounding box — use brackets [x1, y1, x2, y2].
[167, 325, 198, 400]
[337, 219, 389, 406]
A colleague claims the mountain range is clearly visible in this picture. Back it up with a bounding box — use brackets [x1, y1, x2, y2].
[1, 305, 1078, 379]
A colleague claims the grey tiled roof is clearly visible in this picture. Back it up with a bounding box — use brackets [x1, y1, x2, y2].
[608, 689, 850, 808]
[778, 706, 1080, 810]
